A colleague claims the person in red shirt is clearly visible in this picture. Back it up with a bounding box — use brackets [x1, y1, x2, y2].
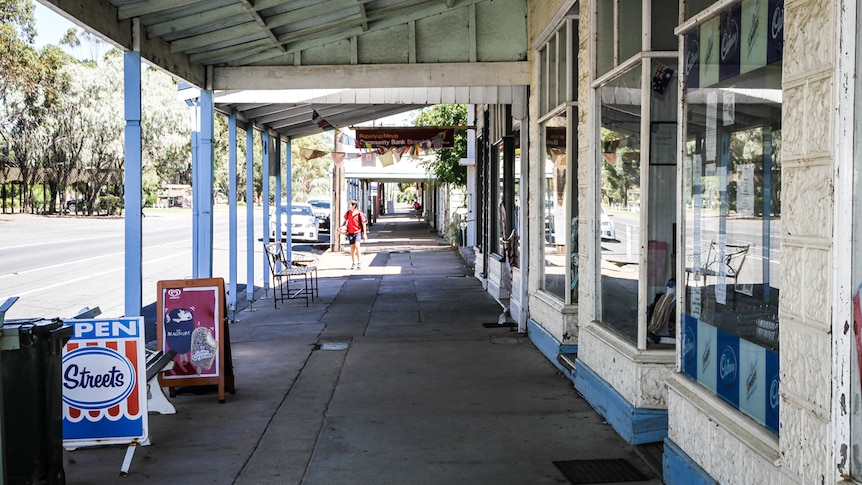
[344, 199, 368, 269]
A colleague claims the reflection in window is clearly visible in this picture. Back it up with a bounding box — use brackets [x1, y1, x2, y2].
[599, 65, 642, 341]
[542, 117, 567, 298]
[598, 58, 679, 345]
[512, 146, 521, 268]
[499, 140, 519, 270]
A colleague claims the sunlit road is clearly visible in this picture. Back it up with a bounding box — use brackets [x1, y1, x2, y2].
[0, 208, 300, 320]
[600, 209, 782, 290]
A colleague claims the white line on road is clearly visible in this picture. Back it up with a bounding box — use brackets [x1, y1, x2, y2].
[4, 250, 191, 297]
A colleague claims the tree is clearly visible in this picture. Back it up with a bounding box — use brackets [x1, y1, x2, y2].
[59, 27, 104, 65]
[65, 54, 124, 214]
[290, 132, 333, 200]
[141, 64, 190, 195]
[0, 12, 70, 213]
[600, 128, 639, 208]
[413, 105, 467, 187]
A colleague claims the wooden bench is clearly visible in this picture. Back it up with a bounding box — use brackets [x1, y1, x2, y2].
[145, 349, 177, 415]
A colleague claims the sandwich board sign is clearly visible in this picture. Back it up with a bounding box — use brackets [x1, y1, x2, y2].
[157, 277, 234, 402]
[61, 317, 148, 446]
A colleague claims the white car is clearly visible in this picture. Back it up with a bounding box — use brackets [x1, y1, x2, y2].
[600, 207, 616, 240]
[307, 198, 331, 232]
[271, 203, 319, 242]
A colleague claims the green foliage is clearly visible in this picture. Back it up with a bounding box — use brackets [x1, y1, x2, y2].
[0, 0, 35, 44]
[0, 2, 71, 213]
[291, 132, 333, 199]
[600, 128, 639, 208]
[413, 105, 467, 188]
[98, 194, 123, 215]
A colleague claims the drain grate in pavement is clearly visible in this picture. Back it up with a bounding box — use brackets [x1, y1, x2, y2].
[482, 322, 516, 328]
[312, 342, 350, 351]
[553, 458, 649, 484]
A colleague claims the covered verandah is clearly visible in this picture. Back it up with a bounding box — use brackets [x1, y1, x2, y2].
[37, 0, 530, 317]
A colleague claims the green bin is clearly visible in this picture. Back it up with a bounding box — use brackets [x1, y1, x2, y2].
[1, 318, 72, 485]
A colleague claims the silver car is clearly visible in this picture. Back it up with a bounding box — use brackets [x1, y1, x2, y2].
[271, 203, 320, 242]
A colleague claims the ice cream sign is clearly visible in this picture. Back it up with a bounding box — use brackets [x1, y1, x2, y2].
[62, 317, 147, 445]
[156, 278, 234, 403]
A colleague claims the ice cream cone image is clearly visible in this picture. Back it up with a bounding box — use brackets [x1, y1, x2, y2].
[190, 327, 217, 374]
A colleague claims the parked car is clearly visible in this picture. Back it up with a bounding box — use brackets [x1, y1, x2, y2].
[600, 207, 616, 240]
[270, 203, 319, 242]
[66, 198, 86, 214]
[307, 198, 331, 232]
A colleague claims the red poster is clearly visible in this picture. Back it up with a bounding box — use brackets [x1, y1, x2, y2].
[160, 285, 220, 379]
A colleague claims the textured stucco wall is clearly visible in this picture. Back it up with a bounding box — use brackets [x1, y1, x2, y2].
[579, 324, 675, 409]
[577, 0, 596, 325]
[528, 0, 568, 44]
[528, 291, 578, 343]
[667, 378, 791, 484]
[778, 0, 836, 482]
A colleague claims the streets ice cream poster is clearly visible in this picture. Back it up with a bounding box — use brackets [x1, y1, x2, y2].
[161, 286, 220, 378]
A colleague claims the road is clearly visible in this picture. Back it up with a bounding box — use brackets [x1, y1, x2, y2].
[602, 209, 782, 290]
[0, 208, 331, 321]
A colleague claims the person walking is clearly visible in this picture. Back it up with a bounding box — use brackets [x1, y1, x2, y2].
[343, 199, 368, 269]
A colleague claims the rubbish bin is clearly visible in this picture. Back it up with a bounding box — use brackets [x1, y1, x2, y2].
[1, 318, 73, 485]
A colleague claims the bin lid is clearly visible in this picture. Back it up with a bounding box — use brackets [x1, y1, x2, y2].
[1, 318, 72, 344]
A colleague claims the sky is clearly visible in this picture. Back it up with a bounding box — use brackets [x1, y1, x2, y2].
[32, 2, 75, 50]
[33, 2, 111, 60]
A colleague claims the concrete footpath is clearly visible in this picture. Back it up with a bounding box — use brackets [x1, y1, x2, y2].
[63, 211, 661, 485]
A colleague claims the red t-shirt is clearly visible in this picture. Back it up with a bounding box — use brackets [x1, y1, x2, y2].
[344, 210, 367, 234]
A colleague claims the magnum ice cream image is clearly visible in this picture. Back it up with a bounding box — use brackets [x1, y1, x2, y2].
[165, 308, 194, 354]
[190, 326, 217, 374]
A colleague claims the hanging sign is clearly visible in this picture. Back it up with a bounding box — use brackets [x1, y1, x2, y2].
[62, 317, 147, 446]
[157, 278, 235, 403]
[355, 127, 455, 149]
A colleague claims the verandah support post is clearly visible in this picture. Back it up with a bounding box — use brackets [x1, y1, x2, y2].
[123, 20, 142, 318]
[285, 137, 293, 261]
[193, 88, 215, 278]
[228, 109, 238, 320]
[246, 128, 255, 304]
[261, 131, 270, 295]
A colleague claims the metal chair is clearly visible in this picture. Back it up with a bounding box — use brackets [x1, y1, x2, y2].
[685, 240, 750, 290]
[263, 242, 314, 307]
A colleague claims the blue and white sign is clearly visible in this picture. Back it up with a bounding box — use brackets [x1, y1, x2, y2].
[682, 313, 779, 434]
[63, 347, 136, 409]
[62, 317, 148, 445]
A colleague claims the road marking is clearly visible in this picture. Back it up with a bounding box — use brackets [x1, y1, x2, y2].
[1, 251, 191, 294]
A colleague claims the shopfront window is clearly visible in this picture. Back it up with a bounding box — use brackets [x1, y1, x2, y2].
[499, 143, 506, 241]
[513, 150, 520, 268]
[543, 116, 568, 299]
[498, 139, 518, 269]
[537, 12, 577, 303]
[599, 65, 642, 341]
[679, 0, 783, 435]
